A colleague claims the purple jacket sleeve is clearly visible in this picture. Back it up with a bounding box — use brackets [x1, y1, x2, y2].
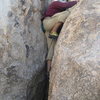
[52, 1, 77, 10]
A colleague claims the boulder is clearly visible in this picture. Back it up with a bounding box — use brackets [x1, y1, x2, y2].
[0, 0, 47, 100]
[48, 0, 100, 100]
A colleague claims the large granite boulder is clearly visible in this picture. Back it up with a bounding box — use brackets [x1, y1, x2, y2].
[0, 0, 47, 100]
[48, 0, 100, 100]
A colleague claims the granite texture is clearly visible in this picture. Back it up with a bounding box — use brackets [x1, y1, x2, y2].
[0, 0, 47, 100]
[48, 0, 100, 100]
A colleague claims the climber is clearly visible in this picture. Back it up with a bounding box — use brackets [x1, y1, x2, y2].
[43, 0, 79, 39]
[42, 0, 79, 73]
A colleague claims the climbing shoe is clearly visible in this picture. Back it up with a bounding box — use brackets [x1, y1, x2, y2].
[49, 32, 58, 39]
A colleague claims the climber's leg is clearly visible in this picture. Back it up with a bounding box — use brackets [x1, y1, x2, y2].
[47, 60, 52, 73]
[45, 31, 56, 72]
[49, 22, 63, 39]
[46, 39, 56, 72]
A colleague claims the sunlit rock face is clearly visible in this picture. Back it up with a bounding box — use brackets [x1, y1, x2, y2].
[0, 0, 47, 100]
[48, 0, 100, 100]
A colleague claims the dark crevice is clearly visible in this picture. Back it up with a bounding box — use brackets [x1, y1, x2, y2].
[43, 63, 49, 100]
[26, 64, 49, 100]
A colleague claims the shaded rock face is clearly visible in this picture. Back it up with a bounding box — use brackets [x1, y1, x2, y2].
[0, 0, 47, 100]
[49, 0, 100, 100]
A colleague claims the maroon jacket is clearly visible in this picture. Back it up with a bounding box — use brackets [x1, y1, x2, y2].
[43, 1, 77, 18]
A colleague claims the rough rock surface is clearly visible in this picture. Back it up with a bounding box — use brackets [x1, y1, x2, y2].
[49, 0, 100, 100]
[0, 0, 47, 100]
